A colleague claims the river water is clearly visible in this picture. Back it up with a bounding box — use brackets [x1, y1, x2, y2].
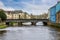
[0, 22, 60, 40]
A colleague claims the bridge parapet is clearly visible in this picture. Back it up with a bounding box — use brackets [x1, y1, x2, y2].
[5, 19, 49, 22]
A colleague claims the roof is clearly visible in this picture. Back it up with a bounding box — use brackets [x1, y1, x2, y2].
[5, 10, 23, 14]
[49, 1, 60, 10]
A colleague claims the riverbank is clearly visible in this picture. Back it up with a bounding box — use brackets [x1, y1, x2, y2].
[47, 21, 60, 28]
[50, 23, 60, 28]
[0, 25, 7, 29]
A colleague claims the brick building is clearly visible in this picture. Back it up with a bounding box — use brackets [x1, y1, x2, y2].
[56, 11, 60, 23]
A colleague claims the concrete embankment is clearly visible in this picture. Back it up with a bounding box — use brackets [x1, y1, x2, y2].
[47, 21, 60, 28]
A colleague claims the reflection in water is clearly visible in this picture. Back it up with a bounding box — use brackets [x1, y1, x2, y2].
[0, 30, 6, 40]
[0, 26, 60, 40]
[0, 31, 6, 34]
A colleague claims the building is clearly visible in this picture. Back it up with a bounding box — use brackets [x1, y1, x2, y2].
[5, 11, 19, 19]
[26, 14, 31, 19]
[39, 13, 48, 19]
[5, 10, 31, 19]
[56, 11, 60, 23]
[49, 1, 60, 23]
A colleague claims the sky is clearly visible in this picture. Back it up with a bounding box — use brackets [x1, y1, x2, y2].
[0, 0, 59, 15]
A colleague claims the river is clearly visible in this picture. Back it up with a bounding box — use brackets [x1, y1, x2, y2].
[0, 22, 60, 40]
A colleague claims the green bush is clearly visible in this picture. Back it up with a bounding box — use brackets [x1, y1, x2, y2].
[10, 22, 16, 26]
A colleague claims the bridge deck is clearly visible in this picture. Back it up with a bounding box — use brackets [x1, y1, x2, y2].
[5, 19, 49, 22]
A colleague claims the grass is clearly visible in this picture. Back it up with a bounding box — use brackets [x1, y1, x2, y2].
[0, 25, 7, 29]
[10, 22, 16, 26]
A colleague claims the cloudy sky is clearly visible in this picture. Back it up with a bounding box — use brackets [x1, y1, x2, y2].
[0, 0, 58, 15]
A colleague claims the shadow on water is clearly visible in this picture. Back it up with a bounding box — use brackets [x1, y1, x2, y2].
[0, 30, 6, 40]
[0, 30, 6, 34]
[7, 24, 44, 27]
[48, 26, 60, 40]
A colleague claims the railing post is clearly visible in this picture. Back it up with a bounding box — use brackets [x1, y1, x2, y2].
[31, 22, 36, 26]
[18, 22, 23, 26]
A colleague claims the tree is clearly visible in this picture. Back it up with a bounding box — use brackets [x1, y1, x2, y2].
[0, 9, 7, 21]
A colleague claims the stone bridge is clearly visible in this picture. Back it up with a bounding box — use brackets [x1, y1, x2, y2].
[5, 19, 49, 26]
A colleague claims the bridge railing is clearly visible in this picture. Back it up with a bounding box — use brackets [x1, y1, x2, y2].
[4, 19, 49, 22]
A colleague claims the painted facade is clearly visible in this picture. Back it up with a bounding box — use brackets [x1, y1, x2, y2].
[49, 6, 56, 23]
[56, 2, 60, 13]
[49, 1, 60, 23]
